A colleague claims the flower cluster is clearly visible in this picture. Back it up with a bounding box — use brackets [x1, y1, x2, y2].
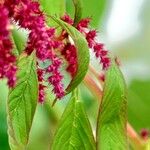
[61, 43, 77, 77]
[77, 18, 110, 69]
[4, 0, 65, 102]
[61, 14, 74, 25]
[1, 0, 110, 103]
[60, 15, 78, 77]
[37, 68, 45, 103]
[0, 5, 17, 87]
[61, 14, 110, 71]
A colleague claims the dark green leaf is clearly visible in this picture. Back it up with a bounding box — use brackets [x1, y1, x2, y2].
[51, 17, 90, 94]
[96, 63, 127, 149]
[0, 81, 10, 150]
[73, 0, 83, 25]
[66, 0, 107, 27]
[51, 89, 96, 150]
[7, 53, 38, 150]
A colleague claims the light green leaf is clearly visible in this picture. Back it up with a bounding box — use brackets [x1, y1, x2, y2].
[73, 0, 83, 25]
[96, 63, 127, 149]
[7, 53, 38, 150]
[128, 79, 150, 131]
[51, 89, 96, 150]
[40, 0, 65, 16]
[12, 27, 27, 55]
[51, 17, 90, 94]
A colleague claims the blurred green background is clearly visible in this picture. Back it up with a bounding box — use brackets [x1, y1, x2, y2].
[0, 0, 150, 149]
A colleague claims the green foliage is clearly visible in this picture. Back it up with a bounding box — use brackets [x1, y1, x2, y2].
[66, 0, 75, 18]
[128, 79, 150, 131]
[7, 53, 38, 150]
[0, 0, 135, 149]
[51, 89, 96, 150]
[39, 0, 65, 27]
[0, 81, 9, 150]
[73, 0, 83, 25]
[40, 0, 65, 16]
[66, 0, 107, 27]
[51, 17, 90, 94]
[96, 63, 127, 149]
[12, 27, 27, 55]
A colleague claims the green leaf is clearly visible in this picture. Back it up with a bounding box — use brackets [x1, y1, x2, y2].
[51, 89, 96, 150]
[0, 81, 9, 150]
[12, 27, 27, 55]
[7, 53, 38, 150]
[73, 0, 83, 25]
[40, 0, 65, 17]
[66, 0, 107, 27]
[66, 0, 75, 18]
[51, 17, 90, 94]
[128, 79, 150, 131]
[96, 63, 127, 149]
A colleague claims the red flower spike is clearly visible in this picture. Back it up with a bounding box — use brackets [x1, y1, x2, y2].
[37, 69, 44, 82]
[4, 0, 65, 100]
[77, 18, 91, 32]
[61, 14, 74, 25]
[0, 5, 17, 88]
[61, 43, 77, 77]
[38, 84, 46, 103]
[86, 30, 97, 42]
[3, 0, 111, 101]
[61, 14, 110, 75]
[75, 17, 111, 70]
[47, 57, 65, 99]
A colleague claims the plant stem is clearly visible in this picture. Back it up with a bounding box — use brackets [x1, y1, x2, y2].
[127, 123, 146, 150]
[83, 73, 103, 100]
[89, 65, 104, 86]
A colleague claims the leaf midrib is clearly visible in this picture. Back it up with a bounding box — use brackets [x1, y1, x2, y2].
[8, 56, 35, 145]
[9, 58, 34, 113]
[68, 97, 77, 150]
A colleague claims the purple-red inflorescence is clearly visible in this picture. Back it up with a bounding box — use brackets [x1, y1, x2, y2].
[0, 5, 17, 87]
[77, 18, 110, 70]
[37, 68, 45, 103]
[61, 14, 110, 71]
[61, 14, 74, 25]
[1, 0, 110, 103]
[4, 0, 65, 102]
[60, 15, 78, 77]
[61, 43, 77, 77]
